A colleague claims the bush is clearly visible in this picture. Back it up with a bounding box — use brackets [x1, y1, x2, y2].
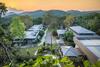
[64, 31, 74, 42]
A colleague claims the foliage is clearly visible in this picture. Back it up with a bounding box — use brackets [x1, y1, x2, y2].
[9, 16, 26, 39]
[60, 56, 74, 67]
[52, 30, 58, 37]
[64, 31, 75, 47]
[37, 44, 60, 56]
[4, 56, 74, 67]
[83, 60, 100, 67]
[0, 2, 7, 17]
[64, 31, 74, 42]
[43, 12, 61, 29]
[76, 13, 100, 35]
[0, 3, 12, 65]
[33, 17, 43, 25]
[64, 15, 75, 28]
[19, 16, 33, 29]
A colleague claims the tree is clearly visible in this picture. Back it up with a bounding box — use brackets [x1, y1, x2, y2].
[42, 12, 52, 25]
[4, 56, 74, 67]
[0, 24, 12, 64]
[10, 16, 26, 39]
[83, 60, 100, 67]
[0, 2, 7, 18]
[0, 2, 12, 65]
[19, 16, 33, 29]
[64, 31, 75, 47]
[64, 15, 75, 29]
[33, 17, 42, 25]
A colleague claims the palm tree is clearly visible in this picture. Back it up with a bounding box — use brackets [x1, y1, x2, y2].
[0, 2, 7, 18]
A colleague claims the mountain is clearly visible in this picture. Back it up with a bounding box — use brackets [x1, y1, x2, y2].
[21, 10, 45, 18]
[20, 10, 67, 18]
[66, 10, 90, 16]
[47, 10, 67, 16]
[3, 8, 100, 18]
[2, 8, 24, 17]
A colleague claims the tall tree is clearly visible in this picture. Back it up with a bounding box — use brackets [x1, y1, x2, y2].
[42, 12, 53, 25]
[19, 16, 33, 29]
[0, 2, 12, 65]
[64, 15, 75, 29]
[10, 16, 26, 39]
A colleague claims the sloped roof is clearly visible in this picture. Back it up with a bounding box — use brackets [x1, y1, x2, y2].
[61, 46, 81, 56]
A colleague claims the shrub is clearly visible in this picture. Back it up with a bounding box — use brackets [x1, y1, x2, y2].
[64, 31, 74, 42]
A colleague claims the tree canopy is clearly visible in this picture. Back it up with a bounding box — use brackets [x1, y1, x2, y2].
[64, 15, 75, 28]
[9, 16, 26, 39]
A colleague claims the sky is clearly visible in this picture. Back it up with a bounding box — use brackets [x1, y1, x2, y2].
[0, 0, 100, 11]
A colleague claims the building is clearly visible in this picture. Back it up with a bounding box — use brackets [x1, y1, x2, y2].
[70, 26, 96, 37]
[28, 24, 43, 31]
[70, 26, 99, 48]
[70, 26, 100, 63]
[13, 24, 44, 46]
[74, 36, 100, 63]
[61, 46, 81, 57]
[57, 29, 66, 38]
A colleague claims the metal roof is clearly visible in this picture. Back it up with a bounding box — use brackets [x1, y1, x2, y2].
[57, 29, 66, 35]
[61, 46, 81, 56]
[24, 30, 39, 39]
[70, 26, 96, 35]
[80, 39, 100, 58]
[28, 24, 43, 31]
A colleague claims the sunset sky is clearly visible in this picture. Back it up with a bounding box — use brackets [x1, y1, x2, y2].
[0, 0, 100, 11]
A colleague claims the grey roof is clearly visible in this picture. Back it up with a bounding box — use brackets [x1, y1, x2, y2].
[79, 38, 100, 58]
[56, 39, 64, 44]
[24, 30, 39, 39]
[15, 24, 43, 40]
[87, 47, 100, 58]
[57, 29, 66, 35]
[28, 24, 43, 31]
[61, 46, 81, 56]
[70, 26, 96, 35]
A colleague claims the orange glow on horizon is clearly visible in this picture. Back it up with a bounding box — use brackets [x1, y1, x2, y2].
[0, 0, 100, 11]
